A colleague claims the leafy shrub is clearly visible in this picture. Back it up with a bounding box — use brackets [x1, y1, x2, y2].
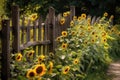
[10, 12, 118, 80]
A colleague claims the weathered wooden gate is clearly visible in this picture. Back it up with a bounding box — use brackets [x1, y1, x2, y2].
[0, 5, 75, 80]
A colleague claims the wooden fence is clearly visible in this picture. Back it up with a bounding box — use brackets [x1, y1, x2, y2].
[0, 5, 75, 80]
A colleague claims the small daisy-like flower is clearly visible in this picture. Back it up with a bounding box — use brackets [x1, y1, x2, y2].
[62, 31, 67, 37]
[62, 43, 68, 49]
[15, 53, 22, 61]
[26, 69, 36, 79]
[70, 20, 74, 27]
[104, 12, 108, 17]
[62, 66, 70, 74]
[60, 18, 65, 25]
[34, 64, 46, 76]
[81, 13, 86, 19]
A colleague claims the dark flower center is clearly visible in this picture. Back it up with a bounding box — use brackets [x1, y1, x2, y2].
[36, 66, 43, 74]
[65, 68, 69, 72]
[29, 72, 35, 77]
[17, 56, 20, 59]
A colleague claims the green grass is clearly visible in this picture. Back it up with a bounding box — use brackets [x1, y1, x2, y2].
[84, 71, 111, 80]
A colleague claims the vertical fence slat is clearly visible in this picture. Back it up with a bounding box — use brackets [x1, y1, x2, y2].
[12, 5, 20, 52]
[1, 20, 10, 80]
[21, 16, 25, 44]
[48, 7, 55, 53]
[26, 20, 31, 42]
[45, 15, 49, 54]
[38, 17, 42, 55]
[33, 21, 37, 57]
[70, 6, 75, 21]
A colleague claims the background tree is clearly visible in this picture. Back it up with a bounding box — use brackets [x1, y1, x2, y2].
[4, 0, 120, 23]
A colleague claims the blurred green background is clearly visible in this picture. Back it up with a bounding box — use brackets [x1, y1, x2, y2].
[2, 0, 120, 24]
[0, 0, 5, 16]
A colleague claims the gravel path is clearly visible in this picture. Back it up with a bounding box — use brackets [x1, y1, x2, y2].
[107, 61, 120, 80]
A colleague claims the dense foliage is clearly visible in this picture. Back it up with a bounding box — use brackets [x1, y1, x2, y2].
[4, 0, 120, 23]
[10, 12, 120, 80]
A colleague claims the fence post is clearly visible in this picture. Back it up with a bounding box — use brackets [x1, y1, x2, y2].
[48, 7, 55, 53]
[1, 20, 10, 80]
[11, 5, 20, 53]
[70, 6, 75, 20]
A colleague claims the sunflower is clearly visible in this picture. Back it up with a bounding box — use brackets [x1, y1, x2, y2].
[81, 13, 86, 19]
[91, 38, 96, 43]
[73, 16, 77, 20]
[71, 31, 76, 35]
[111, 27, 116, 33]
[94, 34, 98, 39]
[49, 52, 54, 58]
[87, 18, 91, 24]
[103, 12, 108, 17]
[48, 61, 53, 74]
[79, 32, 84, 36]
[63, 12, 67, 17]
[70, 20, 74, 27]
[73, 58, 79, 64]
[60, 18, 65, 25]
[62, 31, 67, 37]
[101, 38, 107, 43]
[101, 31, 107, 37]
[91, 31, 96, 35]
[26, 69, 36, 79]
[66, 11, 70, 15]
[34, 64, 46, 76]
[62, 66, 70, 74]
[84, 40, 88, 45]
[98, 26, 103, 30]
[30, 13, 38, 21]
[15, 53, 22, 61]
[62, 43, 68, 49]
[56, 37, 61, 42]
[87, 26, 92, 31]
[78, 16, 81, 21]
[38, 55, 45, 63]
[27, 50, 35, 57]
